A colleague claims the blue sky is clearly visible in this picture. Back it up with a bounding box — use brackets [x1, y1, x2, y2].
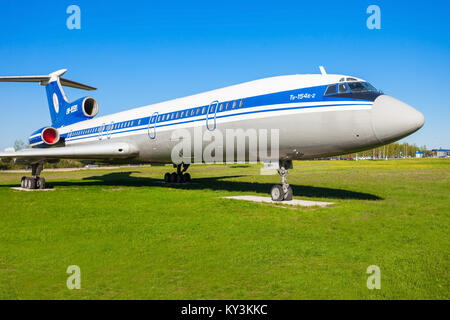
[0, 0, 449, 149]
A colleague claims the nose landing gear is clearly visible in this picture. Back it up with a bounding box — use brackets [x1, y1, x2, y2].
[20, 163, 46, 190]
[164, 163, 191, 184]
[270, 160, 293, 201]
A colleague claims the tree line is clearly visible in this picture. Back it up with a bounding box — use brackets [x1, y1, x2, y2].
[342, 142, 430, 159]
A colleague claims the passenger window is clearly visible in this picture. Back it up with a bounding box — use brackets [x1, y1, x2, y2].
[219, 103, 223, 111]
[239, 99, 244, 107]
[202, 106, 207, 114]
[226, 102, 231, 110]
[232, 101, 237, 109]
[180, 111, 184, 118]
[210, 105, 215, 113]
[338, 83, 349, 93]
[325, 84, 337, 95]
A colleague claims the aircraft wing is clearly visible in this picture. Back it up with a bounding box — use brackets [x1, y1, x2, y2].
[0, 143, 139, 164]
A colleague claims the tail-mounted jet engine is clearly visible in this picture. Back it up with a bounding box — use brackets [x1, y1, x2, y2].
[28, 126, 61, 147]
[65, 96, 99, 120]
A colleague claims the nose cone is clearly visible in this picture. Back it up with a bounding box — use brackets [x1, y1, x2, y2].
[372, 95, 424, 144]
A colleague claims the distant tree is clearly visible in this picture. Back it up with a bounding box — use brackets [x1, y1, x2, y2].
[13, 139, 28, 151]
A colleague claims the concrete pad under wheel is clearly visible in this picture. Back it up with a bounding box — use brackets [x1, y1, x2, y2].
[223, 195, 333, 207]
[11, 187, 54, 192]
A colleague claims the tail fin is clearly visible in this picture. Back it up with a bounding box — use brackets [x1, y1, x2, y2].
[0, 69, 96, 126]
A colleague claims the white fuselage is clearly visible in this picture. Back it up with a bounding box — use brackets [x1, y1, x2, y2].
[51, 74, 424, 163]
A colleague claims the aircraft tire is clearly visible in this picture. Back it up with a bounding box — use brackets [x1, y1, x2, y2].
[170, 172, 177, 183]
[37, 178, 46, 189]
[26, 178, 32, 189]
[21, 176, 26, 188]
[176, 174, 184, 184]
[284, 186, 293, 201]
[29, 177, 37, 190]
[183, 173, 191, 183]
[164, 172, 170, 183]
[270, 185, 284, 201]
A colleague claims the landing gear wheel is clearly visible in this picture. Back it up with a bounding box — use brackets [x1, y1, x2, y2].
[183, 173, 191, 183]
[176, 173, 184, 183]
[271, 185, 284, 201]
[37, 177, 46, 190]
[284, 186, 293, 201]
[29, 177, 37, 190]
[170, 172, 177, 183]
[164, 172, 170, 183]
[21, 176, 26, 188]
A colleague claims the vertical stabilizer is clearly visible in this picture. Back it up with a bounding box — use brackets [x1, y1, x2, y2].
[0, 69, 96, 127]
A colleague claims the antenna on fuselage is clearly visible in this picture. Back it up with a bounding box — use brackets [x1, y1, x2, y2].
[319, 66, 327, 75]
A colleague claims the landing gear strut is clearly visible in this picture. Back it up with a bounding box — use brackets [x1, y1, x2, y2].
[164, 163, 191, 184]
[270, 160, 293, 201]
[21, 163, 46, 190]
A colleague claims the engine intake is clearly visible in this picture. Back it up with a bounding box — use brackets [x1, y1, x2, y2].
[82, 97, 98, 118]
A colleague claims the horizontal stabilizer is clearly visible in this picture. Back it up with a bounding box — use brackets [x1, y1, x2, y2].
[0, 69, 96, 90]
[0, 143, 139, 163]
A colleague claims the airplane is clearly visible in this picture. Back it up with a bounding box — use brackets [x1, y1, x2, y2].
[0, 67, 424, 201]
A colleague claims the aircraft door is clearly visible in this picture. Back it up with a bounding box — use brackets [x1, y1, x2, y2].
[148, 112, 158, 139]
[107, 121, 114, 140]
[206, 100, 218, 131]
[98, 123, 105, 140]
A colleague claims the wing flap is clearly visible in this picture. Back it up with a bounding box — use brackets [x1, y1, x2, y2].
[0, 143, 139, 163]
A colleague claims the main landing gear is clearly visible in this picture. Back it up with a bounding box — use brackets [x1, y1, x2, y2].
[270, 160, 293, 201]
[164, 163, 191, 184]
[20, 163, 46, 190]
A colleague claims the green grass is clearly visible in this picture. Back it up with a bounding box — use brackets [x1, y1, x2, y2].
[0, 159, 448, 299]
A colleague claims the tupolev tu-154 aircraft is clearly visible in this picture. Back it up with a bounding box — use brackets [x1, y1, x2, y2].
[0, 67, 424, 201]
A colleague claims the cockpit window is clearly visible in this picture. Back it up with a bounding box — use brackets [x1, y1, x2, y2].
[338, 83, 349, 93]
[324, 84, 337, 95]
[324, 81, 378, 97]
[347, 81, 370, 92]
[362, 82, 377, 91]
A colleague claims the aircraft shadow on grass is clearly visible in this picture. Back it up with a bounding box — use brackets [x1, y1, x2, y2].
[34, 171, 382, 201]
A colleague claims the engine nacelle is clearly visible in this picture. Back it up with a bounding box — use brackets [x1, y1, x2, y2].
[29, 126, 61, 147]
[66, 97, 99, 119]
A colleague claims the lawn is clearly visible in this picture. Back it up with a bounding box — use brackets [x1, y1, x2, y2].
[0, 159, 448, 299]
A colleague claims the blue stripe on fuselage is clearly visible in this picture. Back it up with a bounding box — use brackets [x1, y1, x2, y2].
[57, 84, 372, 143]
